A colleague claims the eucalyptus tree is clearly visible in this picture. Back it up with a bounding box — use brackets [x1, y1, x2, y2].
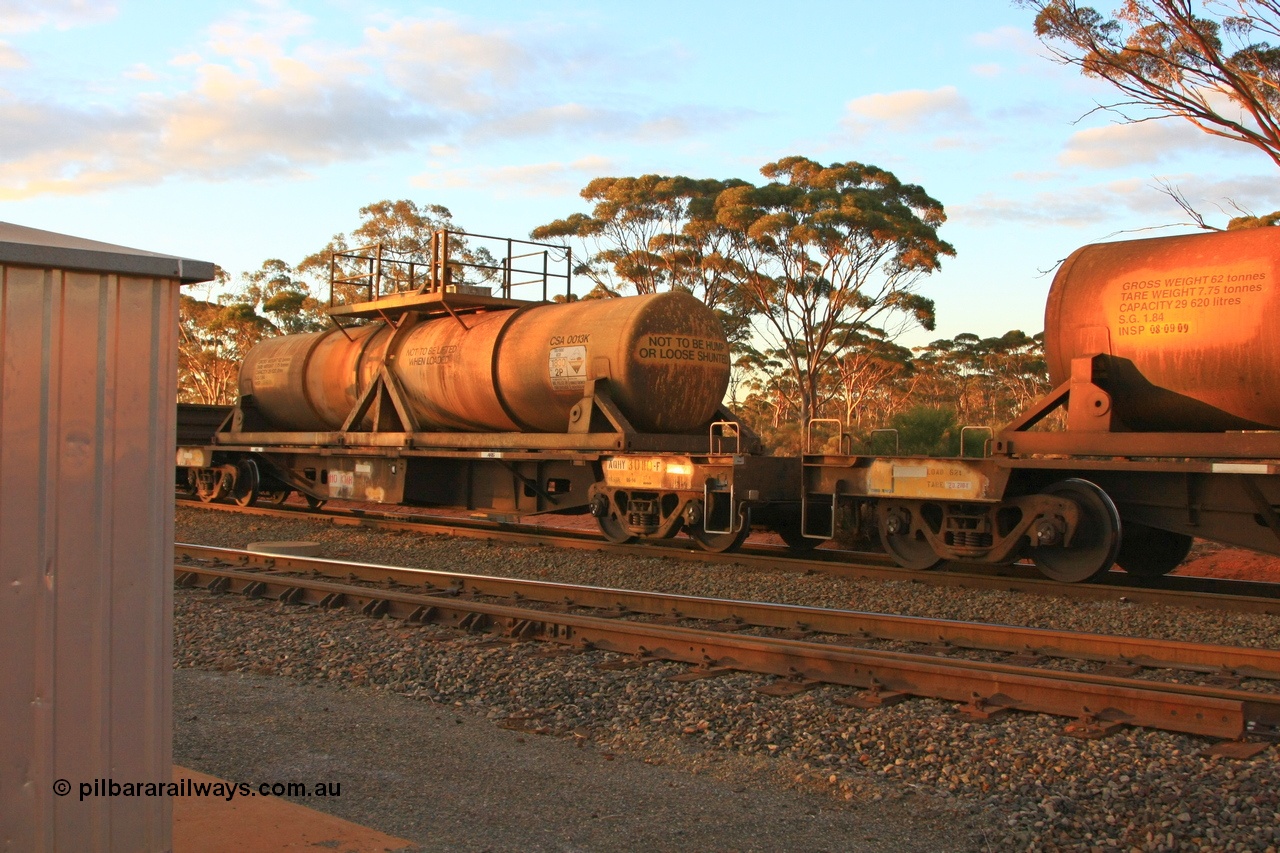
[241, 259, 327, 335]
[1023, 0, 1280, 226]
[531, 175, 753, 345]
[715, 156, 954, 426]
[177, 268, 277, 405]
[1025, 0, 1280, 162]
[299, 199, 498, 301]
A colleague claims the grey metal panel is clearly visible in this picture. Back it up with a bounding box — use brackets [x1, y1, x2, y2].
[0, 221, 215, 284]
[0, 263, 177, 851]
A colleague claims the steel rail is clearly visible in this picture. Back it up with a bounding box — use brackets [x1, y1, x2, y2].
[174, 555, 1280, 741]
[178, 499, 1280, 615]
[177, 543, 1280, 681]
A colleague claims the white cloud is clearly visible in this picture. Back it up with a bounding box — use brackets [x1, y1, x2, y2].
[843, 86, 974, 136]
[1059, 119, 1240, 168]
[0, 41, 26, 68]
[957, 182, 1143, 229]
[0, 7, 714, 199]
[0, 0, 116, 34]
[465, 102, 740, 144]
[1011, 170, 1061, 183]
[931, 134, 988, 152]
[956, 174, 1280, 229]
[122, 62, 157, 81]
[970, 63, 1002, 78]
[412, 155, 619, 196]
[368, 18, 533, 113]
[969, 26, 1040, 55]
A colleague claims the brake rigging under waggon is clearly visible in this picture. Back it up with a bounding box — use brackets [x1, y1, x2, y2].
[179, 226, 1280, 582]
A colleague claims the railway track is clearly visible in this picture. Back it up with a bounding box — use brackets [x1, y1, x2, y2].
[179, 498, 1280, 615]
[175, 543, 1280, 746]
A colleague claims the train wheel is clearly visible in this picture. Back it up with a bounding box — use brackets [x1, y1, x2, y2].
[1033, 479, 1121, 583]
[304, 494, 327, 510]
[232, 460, 259, 507]
[589, 495, 635, 544]
[261, 489, 292, 505]
[689, 508, 751, 553]
[878, 506, 943, 570]
[1116, 523, 1193, 579]
[193, 468, 228, 503]
[595, 514, 636, 545]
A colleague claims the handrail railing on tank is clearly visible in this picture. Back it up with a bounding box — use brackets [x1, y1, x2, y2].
[328, 230, 573, 307]
[710, 421, 741, 455]
[445, 231, 573, 301]
[870, 428, 900, 455]
[959, 426, 994, 458]
[805, 418, 850, 454]
[329, 243, 433, 305]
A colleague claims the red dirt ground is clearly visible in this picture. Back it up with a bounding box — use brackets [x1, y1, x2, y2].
[1175, 540, 1280, 582]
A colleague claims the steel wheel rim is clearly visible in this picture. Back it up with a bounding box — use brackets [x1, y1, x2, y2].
[878, 507, 943, 570]
[596, 513, 636, 545]
[1033, 479, 1121, 583]
[232, 459, 259, 507]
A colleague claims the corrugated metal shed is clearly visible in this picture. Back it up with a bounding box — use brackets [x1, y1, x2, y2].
[0, 222, 213, 851]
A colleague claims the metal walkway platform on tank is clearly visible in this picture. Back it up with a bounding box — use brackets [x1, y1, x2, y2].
[326, 288, 533, 322]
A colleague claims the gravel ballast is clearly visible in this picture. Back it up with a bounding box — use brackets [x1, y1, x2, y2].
[175, 506, 1280, 851]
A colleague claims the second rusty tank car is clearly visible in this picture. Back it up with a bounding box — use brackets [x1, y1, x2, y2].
[1045, 228, 1280, 431]
[802, 228, 1280, 582]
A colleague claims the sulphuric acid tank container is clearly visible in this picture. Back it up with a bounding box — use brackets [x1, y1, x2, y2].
[239, 290, 731, 434]
[1044, 228, 1280, 431]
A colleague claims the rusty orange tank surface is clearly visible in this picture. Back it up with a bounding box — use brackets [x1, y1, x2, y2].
[240, 290, 731, 434]
[1045, 228, 1280, 431]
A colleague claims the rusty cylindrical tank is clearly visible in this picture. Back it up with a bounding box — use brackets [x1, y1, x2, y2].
[1045, 228, 1280, 431]
[239, 290, 731, 434]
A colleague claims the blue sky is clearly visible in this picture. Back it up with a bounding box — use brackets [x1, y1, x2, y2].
[1, 0, 1276, 345]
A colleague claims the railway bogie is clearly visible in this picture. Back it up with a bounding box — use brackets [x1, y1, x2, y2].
[800, 454, 1117, 581]
[587, 453, 801, 550]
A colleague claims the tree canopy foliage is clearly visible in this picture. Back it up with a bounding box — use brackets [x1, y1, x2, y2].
[1022, 1, 1280, 207]
[530, 175, 748, 306]
[735, 329, 1051, 454]
[534, 156, 954, 424]
[715, 156, 953, 424]
[178, 267, 278, 404]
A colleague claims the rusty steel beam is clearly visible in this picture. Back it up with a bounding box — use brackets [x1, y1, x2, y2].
[176, 544, 1280, 681]
[998, 431, 1280, 459]
[174, 562, 1280, 740]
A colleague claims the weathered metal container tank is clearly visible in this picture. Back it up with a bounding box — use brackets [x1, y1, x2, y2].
[240, 290, 731, 434]
[1044, 228, 1280, 431]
